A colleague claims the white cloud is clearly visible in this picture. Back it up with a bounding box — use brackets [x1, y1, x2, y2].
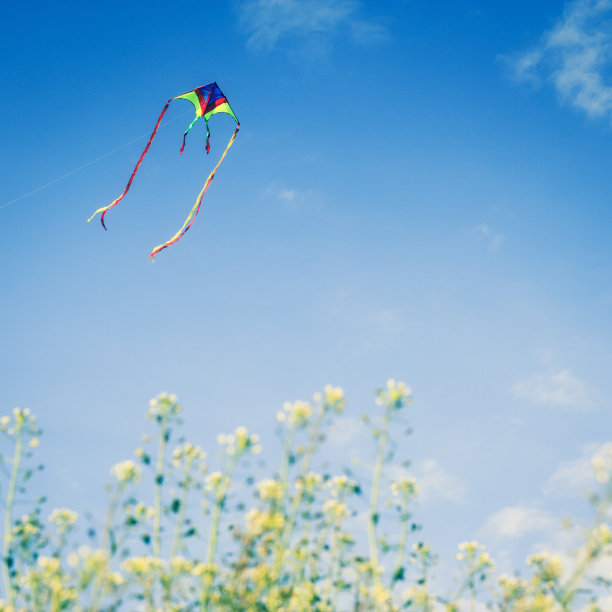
[388, 458, 466, 504]
[369, 308, 405, 333]
[512, 369, 599, 410]
[263, 182, 320, 210]
[239, 0, 387, 53]
[481, 504, 558, 539]
[509, 0, 612, 122]
[328, 288, 406, 354]
[327, 414, 367, 447]
[417, 458, 466, 502]
[543, 441, 607, 497]
[472, 223, 505, 248]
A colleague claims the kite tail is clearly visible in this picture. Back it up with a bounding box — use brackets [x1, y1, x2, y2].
[180, 115, 200, 154]
[205, 118, 211, 154]
[87, 101, 171, 229]
[149, 126, 239, 261]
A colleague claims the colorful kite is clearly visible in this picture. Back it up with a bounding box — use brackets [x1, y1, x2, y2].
[88, 82, 239, 260]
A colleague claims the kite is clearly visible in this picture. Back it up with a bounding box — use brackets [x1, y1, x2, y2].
[87, 82, 239, 260]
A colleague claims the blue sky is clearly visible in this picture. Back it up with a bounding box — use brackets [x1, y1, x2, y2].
[2, 0, 612, 583]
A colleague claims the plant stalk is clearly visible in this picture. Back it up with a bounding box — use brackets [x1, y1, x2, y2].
[3, 428, 23, 605]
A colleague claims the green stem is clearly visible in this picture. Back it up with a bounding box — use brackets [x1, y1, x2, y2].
[276, 407, 326, 573]
[296, 513, 313, 582]
[206, 484, 226, 566]
[322, 518, 342, 605]
[154, 419, 168, 558]
[560, 546, 595, 607]
[310, 520, 331, 581]
[278, 425, 296, 491]
[3, 428, 22, 605]
[393, 488, 409, 584]
[423, 565, 430, 612]
[368, 407, 391, 580]
[171, 458, 193, 558]
[202, 458, 236, 610]
[452, 565, 476, 608]
[144, 575, 155, 611]
[89, 485, 122, 611]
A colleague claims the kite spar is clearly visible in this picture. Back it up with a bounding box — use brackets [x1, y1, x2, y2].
[87, 82, 239, 260]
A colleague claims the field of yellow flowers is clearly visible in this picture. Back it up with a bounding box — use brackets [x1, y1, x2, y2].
[1, 381, 611, 611]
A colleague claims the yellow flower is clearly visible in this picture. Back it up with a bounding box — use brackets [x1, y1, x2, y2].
[191, 562, 217, 577]
[107, 572, 124, 587]
[121, 555, 165, 575]
[245, 508, 285, 535]
[324, 385, 346, 412]
[514, 593, 555, 612]
[535, 555, 563, 582]
[403, 585, 430, 606]
[37, 556, 61, 574]
[499, 573, 528, 599]
[591, 523, 612, 546]
[48, 508, 78, 533]
[456, 540, 494, 570]
[216, 427, 259, 455]
[126, 501, 154, 521]
[526, 552, 549, 566]
[257, 479, 284, 501]
[369, 583, 392, 606]
[170, 556, 193, 574]
[391, 477, 419, 497]
[172, 443, 206, 466]
[323, 499, 348, 520]
[296, 471, 324, 494]
[458, 540, 480, 555]
[376, 379, 412, 409]
[147, 392, 181, 420]
[205, 471, 226, 492]
[280, 400, 314, 427]
[111, 460, 141, 484]
[412, 541, 432, 561]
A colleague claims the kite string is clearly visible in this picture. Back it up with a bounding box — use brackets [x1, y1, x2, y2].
[149, 126, 239, 261]
[0, 109, 192, 212]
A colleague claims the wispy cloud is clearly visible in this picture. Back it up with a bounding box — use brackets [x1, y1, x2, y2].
[239, 0, 388, 54]
[387, 458, 466, 504]
[263, 182, 321, 211]
[327, 414, 367, 448]
[512, 368, 599, 410]
[328, 288, 406, 354]
[480, 504, 558, 539]
[472, 223, 506, 249]
[508, 0, 612, 122]
[543, 441, 606, 497]
[415, 458, 466, 503]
